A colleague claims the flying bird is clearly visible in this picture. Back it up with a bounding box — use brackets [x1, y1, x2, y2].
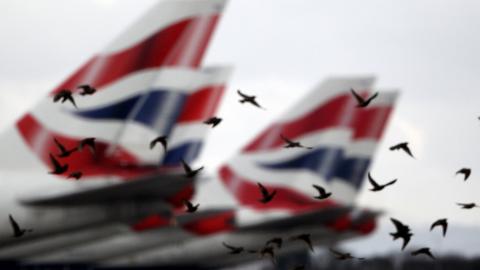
[329, 248, 364, 260]
[430, 218, 448, 237]
[183, 199, 199, 213]
[389, 142, 414, 158]
[312, 184, 332, 200]
[350, 88, 378, 108]
[265, 237, 282, 249]
[48, 153, 68, 175]
[411, 247, 435, 259]
[280, 134, 313, 149]
[290, 234, 314, 252]
[237, 90, 265, 109]
[456, 168, 471, 181]
[390, 218, 413, 250]
[77, 84, 96, 96]
[368, 172, 397, 192]
[9, 214, 32, 238]
[53, 89, 77, 108]
[257, 182, 277, 203]
[68, 171, 82, 180]
[203, 117, 222, 128]
[181, 159, 204, 178]
[150, 136, 167, 152]
[456, 202, 478, 209]
[78, 137, 96, 155]
[53, 138, 77, 158]
[222, 242, 244, 254]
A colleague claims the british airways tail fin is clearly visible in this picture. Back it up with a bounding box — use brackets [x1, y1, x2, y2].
[0, 0, 230, 177]
[219, 77, 398, 211]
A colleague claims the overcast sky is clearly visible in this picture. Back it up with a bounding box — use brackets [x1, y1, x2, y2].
[1, 0, 480, 256]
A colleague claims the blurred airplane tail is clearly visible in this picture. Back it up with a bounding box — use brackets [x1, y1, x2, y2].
[0, 0, 231, 178]
[219, 77, 398, 212]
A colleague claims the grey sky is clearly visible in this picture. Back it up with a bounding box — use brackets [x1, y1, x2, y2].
[1, 0, 480, 256]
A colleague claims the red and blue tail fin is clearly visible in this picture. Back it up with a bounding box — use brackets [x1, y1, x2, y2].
[219, 77, 398, 211]
[0, 0, 230, 178]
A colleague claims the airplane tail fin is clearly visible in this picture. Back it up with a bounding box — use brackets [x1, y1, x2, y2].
[0, 0, 230, 178]
[219, 77, 398, 211]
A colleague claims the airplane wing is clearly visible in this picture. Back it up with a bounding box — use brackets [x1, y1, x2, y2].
[19, 173, 192, 206]
[237, 206, 352, 232]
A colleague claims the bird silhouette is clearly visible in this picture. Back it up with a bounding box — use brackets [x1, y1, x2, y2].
[265, 237, 282, 249]
[430, 218, 448, 237]
[390, 218, 413, 250]
[53, 89, 77, 108]
[290, 234, 314, 252]
[53, 138, 77, 158]
[203, 117, 222, 128]
[389, 142, 414, 158]
[456, 168, 471, 181]
[68, 171, 82, 180]
[9, 214, 32, 238]
[183, 199, 199, 213]
[280, 134, 313, 149]
[456, 202, 478, 209]
[78, 137, 96, 155]
[150, 136, 167, 152]
[48, 153, 68, 175]
[181, 159, 204, 178]
[411, 247, 435, 259]
[77, 84, 96, 96]
[329, 248, 364, 260]
[368, 172, 397, 192]
[312, 184, 332, 200]
[222, 242, 244, 254]
[237, 90, 265, 109]
[257, 182, 277, 203]
[350, 88, 378, 108]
